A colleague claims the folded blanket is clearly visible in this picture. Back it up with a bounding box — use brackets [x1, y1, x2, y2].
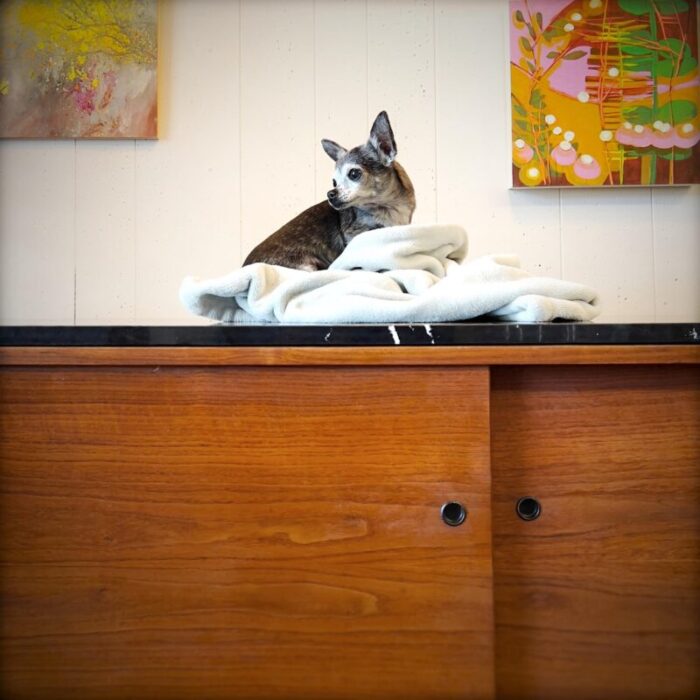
[179, 224, 600, 324]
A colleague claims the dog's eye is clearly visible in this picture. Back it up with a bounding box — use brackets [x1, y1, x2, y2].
[348, 168, 362, 181]
[332, 179, 337, 187]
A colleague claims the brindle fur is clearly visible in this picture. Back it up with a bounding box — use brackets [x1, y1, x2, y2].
[244, 112, 415, 271]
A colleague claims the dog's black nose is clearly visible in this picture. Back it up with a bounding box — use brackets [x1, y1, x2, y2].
[327, 189, 338, 201]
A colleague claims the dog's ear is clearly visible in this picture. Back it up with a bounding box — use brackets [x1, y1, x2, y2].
[368, 111, 397, 165]
[321, 139, 347, 162]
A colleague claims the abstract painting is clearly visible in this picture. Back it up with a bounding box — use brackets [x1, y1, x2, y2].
[0, 0, 157, 139]
[510, 0, 700, 186]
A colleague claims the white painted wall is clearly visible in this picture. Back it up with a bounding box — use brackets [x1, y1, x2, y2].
[0, 0, 698, 325]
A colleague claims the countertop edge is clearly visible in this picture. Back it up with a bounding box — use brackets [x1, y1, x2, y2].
[0, 323, 698, 348]
[2, 345, 699, 366]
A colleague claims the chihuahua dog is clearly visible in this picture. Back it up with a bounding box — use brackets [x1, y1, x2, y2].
[244, 111, 416, 270]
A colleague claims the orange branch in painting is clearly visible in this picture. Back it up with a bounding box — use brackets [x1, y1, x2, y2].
[0, 0, 157, 138]
[509, 0, 700, 187]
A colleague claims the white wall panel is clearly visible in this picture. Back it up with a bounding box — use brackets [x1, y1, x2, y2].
[561, 189, 655, 322]
[435, 0, 561, 275]
[314, 0, 368, 201]
[135, 0, 240, 323]
[0, 142, 75, 324]
[368, 0, 437, 223]
[240, 0, 315, 260]
[75, 142, 135, 323]
[0, 0, 697, 325]
[652, 186, 700, 322]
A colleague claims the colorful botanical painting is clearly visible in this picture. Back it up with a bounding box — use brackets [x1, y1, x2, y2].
[510, 0, 700, 186]
[0, 0, 157, 138]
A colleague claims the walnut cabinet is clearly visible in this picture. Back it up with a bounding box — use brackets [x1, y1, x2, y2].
[0, 345, 698, 699]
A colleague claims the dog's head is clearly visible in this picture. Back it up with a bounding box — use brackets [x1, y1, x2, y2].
[321, 111, 413, 215]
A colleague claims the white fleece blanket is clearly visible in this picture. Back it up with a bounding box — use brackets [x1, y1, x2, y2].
[179, 224, 600, 324]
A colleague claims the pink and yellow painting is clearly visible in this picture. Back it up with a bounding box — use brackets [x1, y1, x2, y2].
[0, 0, 157, 138]
[510, 0, 700, 186]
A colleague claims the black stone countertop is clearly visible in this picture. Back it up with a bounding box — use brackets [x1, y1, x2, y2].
[0, 323, 698, 347]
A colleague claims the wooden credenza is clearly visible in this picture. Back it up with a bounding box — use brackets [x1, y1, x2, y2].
[1, 337, 698, 699]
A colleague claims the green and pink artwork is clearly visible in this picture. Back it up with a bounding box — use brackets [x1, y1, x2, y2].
[510, 0, 700, 186]
[0, 0, 157, 138]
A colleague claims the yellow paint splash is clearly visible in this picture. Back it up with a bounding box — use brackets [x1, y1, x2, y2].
[17, 0, 156, 65]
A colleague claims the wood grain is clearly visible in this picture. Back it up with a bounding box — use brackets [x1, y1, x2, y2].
[1, 344, 699, 367]
[0, 366, 494, 699]
[491, 365, 700, 700]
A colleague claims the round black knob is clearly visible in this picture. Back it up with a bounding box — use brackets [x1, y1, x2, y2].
[516, 496, 541, 521]
[441, 501, 467, 527]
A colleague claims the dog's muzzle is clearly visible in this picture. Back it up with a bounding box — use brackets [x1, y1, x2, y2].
[327, 188, 348, 210]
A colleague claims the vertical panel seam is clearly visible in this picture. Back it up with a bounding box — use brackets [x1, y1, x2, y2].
[73, 139, 77, 325]
[503, 0, 512, 189]
[433, 0, 438, 220]
[650, 188, 657, 321]
[366, 0, 369, 125]
[559, 189, 563, 277]
[313, 0, 318, 199]
[238, 0, 243, 266]
[133, 139, 137, 323]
